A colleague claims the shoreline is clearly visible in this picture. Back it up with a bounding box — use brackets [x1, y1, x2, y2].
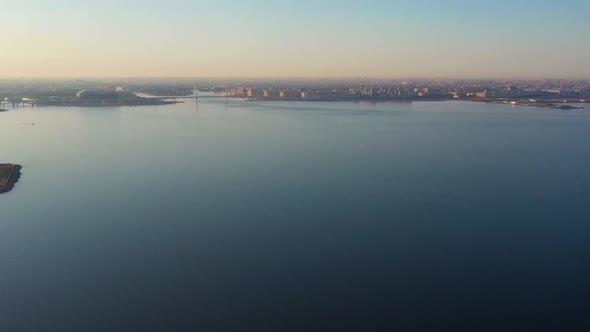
[226, 96, 586, 109]
[0, 164, 22, 194]
[4, 96, 586, 110]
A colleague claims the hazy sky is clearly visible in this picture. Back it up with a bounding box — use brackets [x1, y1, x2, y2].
[2, 0, 589, 79]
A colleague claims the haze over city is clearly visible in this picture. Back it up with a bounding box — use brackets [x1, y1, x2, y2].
[2, 0, 589, 79]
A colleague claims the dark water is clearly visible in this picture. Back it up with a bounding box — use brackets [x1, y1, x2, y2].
[1, 100, 590, 331]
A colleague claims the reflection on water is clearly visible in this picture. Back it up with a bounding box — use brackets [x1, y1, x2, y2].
[1, 100, 590, 330]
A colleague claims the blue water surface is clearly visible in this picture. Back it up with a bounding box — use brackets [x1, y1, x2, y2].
[1, 100, 589, 331]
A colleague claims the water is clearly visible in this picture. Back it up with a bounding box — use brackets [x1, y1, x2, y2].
[1, 100, 590, 331]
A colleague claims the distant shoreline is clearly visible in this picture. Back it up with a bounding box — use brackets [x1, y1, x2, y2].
[3, 96, 587, 110]
[224, 96, 586, 109]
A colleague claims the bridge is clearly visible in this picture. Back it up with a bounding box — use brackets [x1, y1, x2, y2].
[142, 88, 232, 103]
[144, 94, 219, 100]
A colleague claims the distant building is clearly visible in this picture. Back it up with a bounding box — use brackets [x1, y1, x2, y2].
[116, 86, 125, 92]
[476, 90, 495, 99]
[226, 88, 245, 95]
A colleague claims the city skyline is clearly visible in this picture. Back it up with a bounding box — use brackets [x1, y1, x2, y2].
[2, 0, 589, 79]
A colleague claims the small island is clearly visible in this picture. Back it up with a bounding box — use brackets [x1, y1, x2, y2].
[0, 164, 22, 194]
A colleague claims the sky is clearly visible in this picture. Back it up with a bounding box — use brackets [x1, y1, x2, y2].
[1, 0, 589, 79]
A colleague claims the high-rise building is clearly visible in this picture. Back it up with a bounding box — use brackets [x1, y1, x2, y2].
[476, 90, 495, 99]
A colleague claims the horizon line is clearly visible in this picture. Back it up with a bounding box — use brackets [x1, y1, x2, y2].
[1, 76, 589, 81]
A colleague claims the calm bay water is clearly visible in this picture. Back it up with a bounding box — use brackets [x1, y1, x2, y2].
[1, 99, 590, 330]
